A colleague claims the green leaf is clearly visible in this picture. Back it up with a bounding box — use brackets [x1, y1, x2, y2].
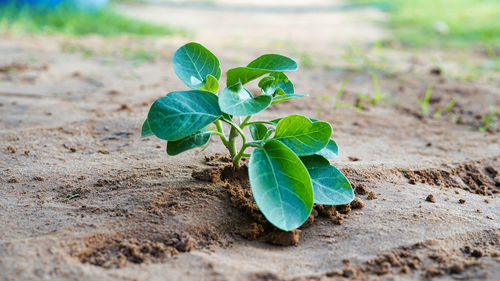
[172, 42, 221, 90]
[250, 124, 268, 141]
[316, 139, 338, 159]
[258, 76, 275, 88]
[141, 119, 153, 137]
[147, 90, 222, 141]
[273, 115, 332, 156]
[248, 54, 298, 70]
[218, 83, 272, 116]
[199, 74, 219, 93]
[167, 128, 212, 156]
[271, 94, 308, 104]
[249, 140, 314, 231]
[260, 73, 294, 96]
[300, 155, 354, 205]
[226, 54, 298, 87]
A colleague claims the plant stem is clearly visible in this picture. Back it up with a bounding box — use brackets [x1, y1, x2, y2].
[214, 120, 228, 146]
[240, 115, 252, 127]
[232, 143, 248, 168]
[242, 120, 275, 128]
[233, 141, 262, 167]
[207, 128, 227, 139]
[227, 126, 238, 159]
[222, 118, 250, 168]
[222, 119, 247, 145]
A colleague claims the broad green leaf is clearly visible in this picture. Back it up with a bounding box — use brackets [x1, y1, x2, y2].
[167, 128, 212, 156]
[273, 115, 332, 156]
[226, 68, 273, 88]
[249, 140, 314, 231]
[218, 83, 272, 116]
[271, 94, 308, 104]
[309, 119, 338, 158]
[141, 119, 153, 137]
[247, 54, 298, 70]
[226, 54, 298, 87]
[148, 90, 222, 141]
[316, 139, 338, 159]
[199, 74, 219, 93]
[249, 124, 268, 141]
[301, 155, 354, 205]
[172, 42, 221, 90]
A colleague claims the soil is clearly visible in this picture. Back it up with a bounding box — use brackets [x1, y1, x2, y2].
[191, 154, 365, 246]
[1, 0, 499, 280]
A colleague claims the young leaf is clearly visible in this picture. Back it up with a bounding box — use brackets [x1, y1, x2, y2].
[141, 119, 153, 137]
[147, 90, 222, 141]
[260, 73, 294, 96]
[199, 74, 219, 93]
[226, 54, 298, 87]
[218, 83, 272, 116]
[258, 76, 275, 88]
[167, 128, 212, 156]
[249, 140, 314, 231]
[300, 155, 354, 205]
[316, 139, 338, 159]
[249, 123, 268, 141]
[172, 42, 221, 90]
[273, 115, 331, 156]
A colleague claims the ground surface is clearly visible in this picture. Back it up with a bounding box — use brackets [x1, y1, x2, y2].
[0, 1, 499, 280]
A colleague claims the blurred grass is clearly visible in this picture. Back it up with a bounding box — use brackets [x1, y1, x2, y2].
[352, 0, 500, 49]
[0, 1, 182, 36]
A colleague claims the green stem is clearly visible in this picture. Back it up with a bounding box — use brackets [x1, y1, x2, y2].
[214, 120, 228, 146]
[242, 120, 275, 128]
[222, 119, 247, 144]
[232, 141, 263, 169]
[210, 130, 227, 139]
[232, 143, 248, 168]
[227, 126, 238, 159]
[240, 115, 252, 127]
[222, 118, 250, 168]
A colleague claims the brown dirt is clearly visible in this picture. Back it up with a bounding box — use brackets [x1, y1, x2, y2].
[323, 229, 500, 280]
[71, 231, 196, 268]
[191, 154, 366, 246]
[403, 159, 500, 196]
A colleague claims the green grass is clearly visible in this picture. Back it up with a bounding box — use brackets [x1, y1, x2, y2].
[0, 2, 181, 36]
[351, 0, 500, 49]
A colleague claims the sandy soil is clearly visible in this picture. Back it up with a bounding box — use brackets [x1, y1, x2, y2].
[1, 1, 499, 280]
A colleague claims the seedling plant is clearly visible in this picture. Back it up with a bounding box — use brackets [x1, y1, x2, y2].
[480, 107, 500, 132]
[142, 43, 354, 231]
[419, 83, 433, 116]
[419, 83, 457, 119]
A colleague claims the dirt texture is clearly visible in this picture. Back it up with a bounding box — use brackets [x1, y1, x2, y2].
[1, 0, 500, 280]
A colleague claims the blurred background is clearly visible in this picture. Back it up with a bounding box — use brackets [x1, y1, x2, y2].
[1, 0, 499, 76]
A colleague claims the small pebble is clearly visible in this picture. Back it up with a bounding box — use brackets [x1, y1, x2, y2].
[6, 146, 17, 153]
[367, 191, 377, 200]
[471, 249, 483, 258]
[426, 194, 436, 203]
